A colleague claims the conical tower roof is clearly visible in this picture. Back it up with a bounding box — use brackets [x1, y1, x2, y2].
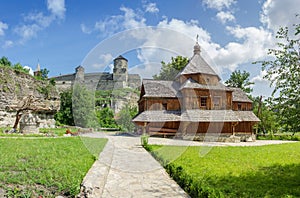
[176, 42, 220, 80]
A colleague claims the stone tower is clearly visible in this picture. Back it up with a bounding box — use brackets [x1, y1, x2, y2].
[113, 55, 128, 88]
[75, 65, 85, 82]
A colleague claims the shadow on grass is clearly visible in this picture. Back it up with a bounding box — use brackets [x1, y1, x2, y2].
[166, 163, 300, 198]
[214, 163, 300, 197]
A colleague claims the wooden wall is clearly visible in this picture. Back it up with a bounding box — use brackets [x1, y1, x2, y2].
[186, 122, 232, 134]
[181, 89, 232, 110]
[232, 102, 252, 111]
[235, 122, 253, 133]
[142, 98, 181, 111]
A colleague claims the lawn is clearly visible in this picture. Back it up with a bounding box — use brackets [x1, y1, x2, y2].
[146, 142, 300, 198]
[0, 137, 107, 197]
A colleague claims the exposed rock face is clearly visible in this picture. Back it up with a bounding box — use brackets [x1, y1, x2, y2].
[0, 67, 60, 130]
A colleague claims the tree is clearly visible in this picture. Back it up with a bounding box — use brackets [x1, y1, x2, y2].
[153, 56, 189, 80]
[225, 70, 254, 94]
[96, 107, 117, 128]
[41, 68, 49, 79]
[0, 56, 12, 67]
[72, 83, 98, 128]
[251, 96, 279, 134]
[54, 90, 75, 126]
[256, 21, 300, 133]
[117, 105, 138, 132]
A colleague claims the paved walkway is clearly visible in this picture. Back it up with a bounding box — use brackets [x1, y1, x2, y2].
[79, 133, 189, 198]
[79, 133, 298, 197]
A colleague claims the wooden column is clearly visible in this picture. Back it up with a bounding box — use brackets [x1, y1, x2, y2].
[232, 122, 238, 136]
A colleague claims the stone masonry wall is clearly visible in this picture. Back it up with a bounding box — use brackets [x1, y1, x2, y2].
[0, 67, 59, 128]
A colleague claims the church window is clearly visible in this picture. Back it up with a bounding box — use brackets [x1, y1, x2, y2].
[213, 96, 221, 108]
[200, 97, 207, 107]
[238, 103, 242, 110]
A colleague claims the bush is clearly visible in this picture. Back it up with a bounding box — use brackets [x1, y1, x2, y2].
[257, 134, 300, 141]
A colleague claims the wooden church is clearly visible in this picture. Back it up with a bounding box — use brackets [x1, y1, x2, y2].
[133, 41, 260, 142]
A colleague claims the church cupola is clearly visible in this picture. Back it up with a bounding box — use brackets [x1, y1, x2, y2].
[193, 42, 201, 55]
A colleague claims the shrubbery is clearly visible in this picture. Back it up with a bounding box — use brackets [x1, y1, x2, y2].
[257, 133, 300, 141]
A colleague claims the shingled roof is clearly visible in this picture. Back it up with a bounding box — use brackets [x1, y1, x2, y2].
[230, 87, 252, 103]
[176, 42, 220, 79]
[235, 111, 260, 122]
[180, 78, 231, 91]
[142, 79, 181, 98]
[181, 110, 240, 122]
[133, 109, 259, 123]
[132, 110, 181, 122]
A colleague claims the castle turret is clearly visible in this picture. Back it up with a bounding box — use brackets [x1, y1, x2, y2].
[113, 55, 128, 88]
[75, 65, 85, 82]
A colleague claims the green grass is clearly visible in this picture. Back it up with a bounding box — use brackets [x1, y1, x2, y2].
[39, 127, 69, 136]
[146, 142, 300, 198]
[0, 137, 107, 197]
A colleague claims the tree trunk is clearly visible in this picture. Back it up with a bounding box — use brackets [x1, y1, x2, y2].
[13, 110, 22, 130]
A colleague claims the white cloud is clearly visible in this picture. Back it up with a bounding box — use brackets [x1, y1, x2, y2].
[212, 26, 274, 71]
[120, 6, 146, 29]
[97, 53, 114, 68]
[3, 40, 14, 48]
[260, 0, 299, 34]
[80, 24, 92, 34]
[251, 70, 268, 83]
[216, 11, 235, 24]
[14, 24, 41, 42]
[14, 0, 66, 42]
[89, 6, 146, 36]
[143, 2, 159, 13]
[202, 0, 236, 11]
[0, 21, 8, 36]
[47, 0, 66, 19]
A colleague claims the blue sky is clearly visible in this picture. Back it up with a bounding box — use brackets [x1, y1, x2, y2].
[0, 0, 299, 97]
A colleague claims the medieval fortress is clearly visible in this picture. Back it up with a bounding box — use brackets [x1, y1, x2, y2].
[52, 55, 141, 113]
[52, 55, 141, 92]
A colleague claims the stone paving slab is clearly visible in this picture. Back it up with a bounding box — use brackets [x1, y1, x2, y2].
[79, 133, 189, 198]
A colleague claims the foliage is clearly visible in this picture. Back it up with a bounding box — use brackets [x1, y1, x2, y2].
[72, 83, 98, 128]
[0, 56, 12, 67]
[117, 105, 138, 132]
[257, 133, 300, 141]
[225, 70, 254, 94]
[147, 143, 300, 197]
[55, 90, 75, 126]
[153, 56, 189, 80]
[12, 62, 30, 74]
[141, 134, 149, 147]
[251, 96, 279, 134]
[255, 21, 300, 133]
[0, 137, 107, 197]
[96, 107, 118, 128]
[39, 127, 69, 136]
[0, 57, 30, 75]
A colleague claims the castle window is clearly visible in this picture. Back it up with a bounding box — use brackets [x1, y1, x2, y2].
[200, 97, 207, 107]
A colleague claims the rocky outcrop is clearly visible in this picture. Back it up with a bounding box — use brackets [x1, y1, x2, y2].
[0, 67, 60, 129]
